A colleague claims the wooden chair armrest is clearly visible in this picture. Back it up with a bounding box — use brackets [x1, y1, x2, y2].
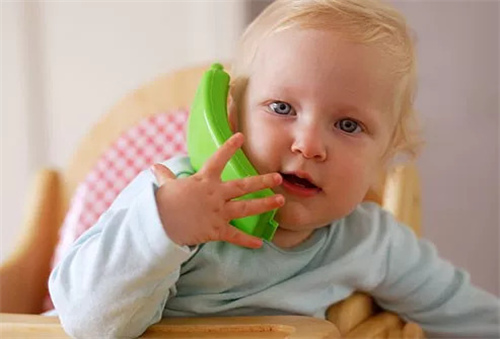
[326, 292, 376, 335]
[327, 293, 425, 339]
[387, 322, 425, 339]
[345, 311, 403, 338]
[0, 313, 341, 338]
[0, 169, 63, 314]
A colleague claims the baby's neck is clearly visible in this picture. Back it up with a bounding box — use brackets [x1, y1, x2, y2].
[271, 228, 314, 248]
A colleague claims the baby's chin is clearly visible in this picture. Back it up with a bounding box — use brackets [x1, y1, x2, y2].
[273, 200, 362, 233]
[274, 210, 336, 232]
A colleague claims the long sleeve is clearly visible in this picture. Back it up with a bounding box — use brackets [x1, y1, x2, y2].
[366, 206, 500, 338]
[48, 157, 196, 338]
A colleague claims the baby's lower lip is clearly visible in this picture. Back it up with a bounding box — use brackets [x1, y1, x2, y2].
[281, 178, 321, 198]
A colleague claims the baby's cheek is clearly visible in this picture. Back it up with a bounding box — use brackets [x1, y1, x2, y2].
[338, 155, 374, 195]
[242, 139, 273, 174]
[240, 127, 263, 155]
[241, 119, 281, 172]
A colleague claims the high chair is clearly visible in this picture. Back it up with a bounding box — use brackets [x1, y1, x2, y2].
[0, 64, 424, 338]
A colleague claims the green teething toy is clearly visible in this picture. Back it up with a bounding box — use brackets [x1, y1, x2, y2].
[186, 63, 279, 241]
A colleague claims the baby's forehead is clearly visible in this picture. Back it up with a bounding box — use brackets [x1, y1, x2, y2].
[253, 30, 395, 85]
[251, 36, 393, 101]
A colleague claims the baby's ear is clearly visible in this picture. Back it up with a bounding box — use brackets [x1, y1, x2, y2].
[227, 91, 239, 133]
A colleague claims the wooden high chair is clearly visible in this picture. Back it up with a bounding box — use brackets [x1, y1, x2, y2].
[0, 64, 424, 338]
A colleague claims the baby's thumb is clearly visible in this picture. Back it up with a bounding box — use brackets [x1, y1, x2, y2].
[151, 163, 176, 186]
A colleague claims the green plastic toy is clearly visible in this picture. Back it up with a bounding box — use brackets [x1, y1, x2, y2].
[186, 63, 279, 241]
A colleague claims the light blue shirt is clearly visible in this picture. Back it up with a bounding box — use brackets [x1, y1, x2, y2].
[49, 156, 500, 338]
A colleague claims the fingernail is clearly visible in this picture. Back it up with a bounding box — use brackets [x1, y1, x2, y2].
[251, 238, 263, 248]
[275, 195, 285, 205]
[234, 132, 244, 142]
[274, 173, 282, 183]
[264, 173, 281, 186]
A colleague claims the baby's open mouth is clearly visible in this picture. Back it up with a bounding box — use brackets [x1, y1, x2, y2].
[280, 173, 319, 190]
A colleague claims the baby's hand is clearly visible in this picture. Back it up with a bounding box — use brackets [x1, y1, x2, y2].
[151, 133, 284, 249]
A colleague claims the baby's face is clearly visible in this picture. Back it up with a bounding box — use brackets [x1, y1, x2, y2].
[233, 28, 396, 235]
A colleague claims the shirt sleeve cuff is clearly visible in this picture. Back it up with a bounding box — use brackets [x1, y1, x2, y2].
[133, 182, 198, 261]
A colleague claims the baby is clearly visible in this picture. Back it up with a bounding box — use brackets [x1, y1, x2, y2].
[49, 0, 500, 337]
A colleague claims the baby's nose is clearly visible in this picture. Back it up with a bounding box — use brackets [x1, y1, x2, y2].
[290, 127, 327, 161]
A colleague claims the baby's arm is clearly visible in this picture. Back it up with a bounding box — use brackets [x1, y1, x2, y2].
[49, 133, 283, 338]
[368, 208, 500, 337]
[48, 162, 194, 338]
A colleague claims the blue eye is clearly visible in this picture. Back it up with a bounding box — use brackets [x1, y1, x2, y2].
[269, 101, 293, 115]
[335, 119, 362, 134]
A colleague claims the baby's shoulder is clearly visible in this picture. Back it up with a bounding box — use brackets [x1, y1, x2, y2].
[346, 202, 398, 229]
[314, 203, 408, 283]
[334, 202, 403, 245]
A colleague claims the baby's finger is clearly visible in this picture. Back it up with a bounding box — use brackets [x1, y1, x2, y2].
[223, 173, 282, 200]
[151, 163, 176, 186]
[199, 133, 244, 179]
[225, 195, 285, 220]
[218, 224, 263, 249]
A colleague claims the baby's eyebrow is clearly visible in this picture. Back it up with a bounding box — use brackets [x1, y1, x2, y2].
[337, 104, 370, 117]
[338, 105, 383, 129]
[260, 86, 296, 98]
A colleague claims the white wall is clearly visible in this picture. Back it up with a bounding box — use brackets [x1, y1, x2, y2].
[1, 1, 245, 262]
[2, 2, 38, 263]
[1, 1, 499, 297]
[392, 0, 499, 295]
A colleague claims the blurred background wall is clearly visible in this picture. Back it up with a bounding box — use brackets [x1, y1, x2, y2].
[1, 1, 498, 296]
[2, 0, 247, 260]
[393, 0, 499, 297]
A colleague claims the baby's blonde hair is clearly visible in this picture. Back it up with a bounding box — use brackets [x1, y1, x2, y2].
[231, 0, 422, 161]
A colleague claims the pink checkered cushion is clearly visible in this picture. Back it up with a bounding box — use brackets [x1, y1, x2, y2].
[44, 110, 189, 311]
